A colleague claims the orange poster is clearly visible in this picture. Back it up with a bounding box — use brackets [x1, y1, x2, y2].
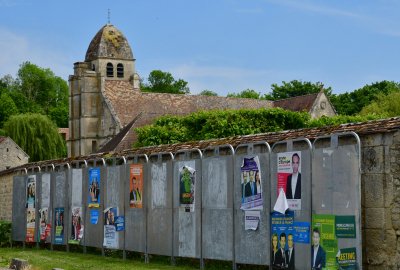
[129, 164, 143, 208]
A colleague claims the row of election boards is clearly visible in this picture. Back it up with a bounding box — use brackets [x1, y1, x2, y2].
[13, 133, 362, 269]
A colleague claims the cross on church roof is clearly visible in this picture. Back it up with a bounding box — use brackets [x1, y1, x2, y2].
[108, 8, 111, 24]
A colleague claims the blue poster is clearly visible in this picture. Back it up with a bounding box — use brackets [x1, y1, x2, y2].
[54, 207, 64, 244]
[90, 209, 99, 224]
[115, 216, 125, 231]
[293, 221, 310, 243]
[88, 168, 100, 208]
[271, 211, 294, 269]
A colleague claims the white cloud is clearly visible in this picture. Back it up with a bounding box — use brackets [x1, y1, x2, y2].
[169, 64, 303, 96]
[0, 27, 72, 80]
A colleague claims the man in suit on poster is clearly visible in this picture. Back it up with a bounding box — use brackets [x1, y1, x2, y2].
[312, 228, 326, 270]
[286, 153, 301, 199]
[285, 233, 295, 270]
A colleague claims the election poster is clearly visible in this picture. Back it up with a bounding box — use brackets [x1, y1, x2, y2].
[54, 207, 65, 244]
[271, 211, 294, 269]
[277, 152, 301, 210]
[179, 161, 196, 212]
[129, 164, 143, 209]
[25, 175, 36, 242]
[39, 207, 51, 241]
[88, 168, 100, 208]
[103, 207, 118, 248]
[240, 156, 263, 210]
[69, 207, 84, 244]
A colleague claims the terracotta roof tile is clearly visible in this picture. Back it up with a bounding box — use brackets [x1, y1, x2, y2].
[273, 92, 320, 112]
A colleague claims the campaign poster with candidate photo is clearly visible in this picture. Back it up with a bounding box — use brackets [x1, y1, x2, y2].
[88, 167, 100, 208]
[25, 208, 35, 242]
[103, 207, 118, 248]
[240, 156, 263, 210]
[277, 151, 301, 210]
[25, 175, 36, 242]
[26, 175, 36, 209]
[69, 207, 84, 244]
[39, 207, 51, 241]
[271, 211, 294, 269]
[129, 164, 143, 209]
[179, 161, 196, 212]
[54, 207, 64, 244]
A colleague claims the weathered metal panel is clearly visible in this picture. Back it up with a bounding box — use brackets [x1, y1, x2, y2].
[12, 175, 26, 242]
[234, 142, 270, 265]
[271, 139, 312, 270]
[172, 149, 202, 259]
[202, 145, 234, 261]
[147, 153, 174, 256]
[312, 133, 362, 269]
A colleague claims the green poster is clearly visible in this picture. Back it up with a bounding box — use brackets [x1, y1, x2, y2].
[337, 247, 357, 269]
[335, 216, 356, 238]
[312, 214, 338, 270]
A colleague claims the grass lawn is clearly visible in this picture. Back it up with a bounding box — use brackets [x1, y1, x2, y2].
[0, 247, 205, 270]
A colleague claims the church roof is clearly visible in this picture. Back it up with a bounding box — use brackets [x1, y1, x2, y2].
[273, 92, 320, 112]
[85, 24, 134, 61]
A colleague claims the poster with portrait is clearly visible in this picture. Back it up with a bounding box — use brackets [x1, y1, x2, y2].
[26, 175, 36, 209]
[179, 161, 196, 212]
[88, 167, 100, 208]
[271, 211, 294, 269]
[54, 207, 64, 244]
[103, 207, 118, 248]
[129, 164, 143, 209]
[312, 214, 358, 269]
[25, 175, 36, 242]
[240, 156, 263, 210]
[39, 208, 51, 241]
[25, 208, 35, 242]
[277, 151, 301, 210]
[69, 207, 84, 244]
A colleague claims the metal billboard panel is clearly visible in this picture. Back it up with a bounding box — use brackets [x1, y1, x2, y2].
[68, 168, 84, 245]
[202, 145, 234, 261]
[312, 132, 362, 269]
[52, 171, 68, 245]
[234, 142, 271, 265]
[12, 175, 26, 242]
[103, 165, 125, 250]
[172, 149, 202, 259]
[124, 154, 148, 253]
[39, 173, 52, 243]
[271, 139, 312, 270]
[147, 153, 174, 256]
[83, 166, 105, 248]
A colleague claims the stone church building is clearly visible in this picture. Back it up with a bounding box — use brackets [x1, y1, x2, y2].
[68, 24, 335, 157]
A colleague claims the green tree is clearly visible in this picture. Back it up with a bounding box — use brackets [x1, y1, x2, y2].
[3, 114, 66, 162]
[0, 93, 18, 127]
[141, 70, 190, 94]
[330, 81, 400, 115]
[227, 89, 262, 99]
[199, 90, 218, 96]
[359, 91, 400, 117]
[265, 80, 331, 100]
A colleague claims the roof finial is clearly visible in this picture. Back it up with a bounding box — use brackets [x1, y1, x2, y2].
[108, 8, 111, 24]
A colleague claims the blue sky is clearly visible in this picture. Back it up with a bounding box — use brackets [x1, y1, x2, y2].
[1, 0, 400, 96]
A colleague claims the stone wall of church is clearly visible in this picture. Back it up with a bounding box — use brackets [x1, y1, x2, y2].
[361, 132, 400, 269]
[309, 93, 337, 118]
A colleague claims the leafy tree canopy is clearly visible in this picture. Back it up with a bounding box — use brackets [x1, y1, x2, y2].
[227, 89, 262, 99]
[0, 62, 69, 127]
[141, 70, 190, 94]
[330, 80, 400, 115]
[0, 93, 18, 127]
[199, 90, 218, 96]
[359, 91, 400, 117]
[3, 114, 66, 162]
[265, 80, 332, 100]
